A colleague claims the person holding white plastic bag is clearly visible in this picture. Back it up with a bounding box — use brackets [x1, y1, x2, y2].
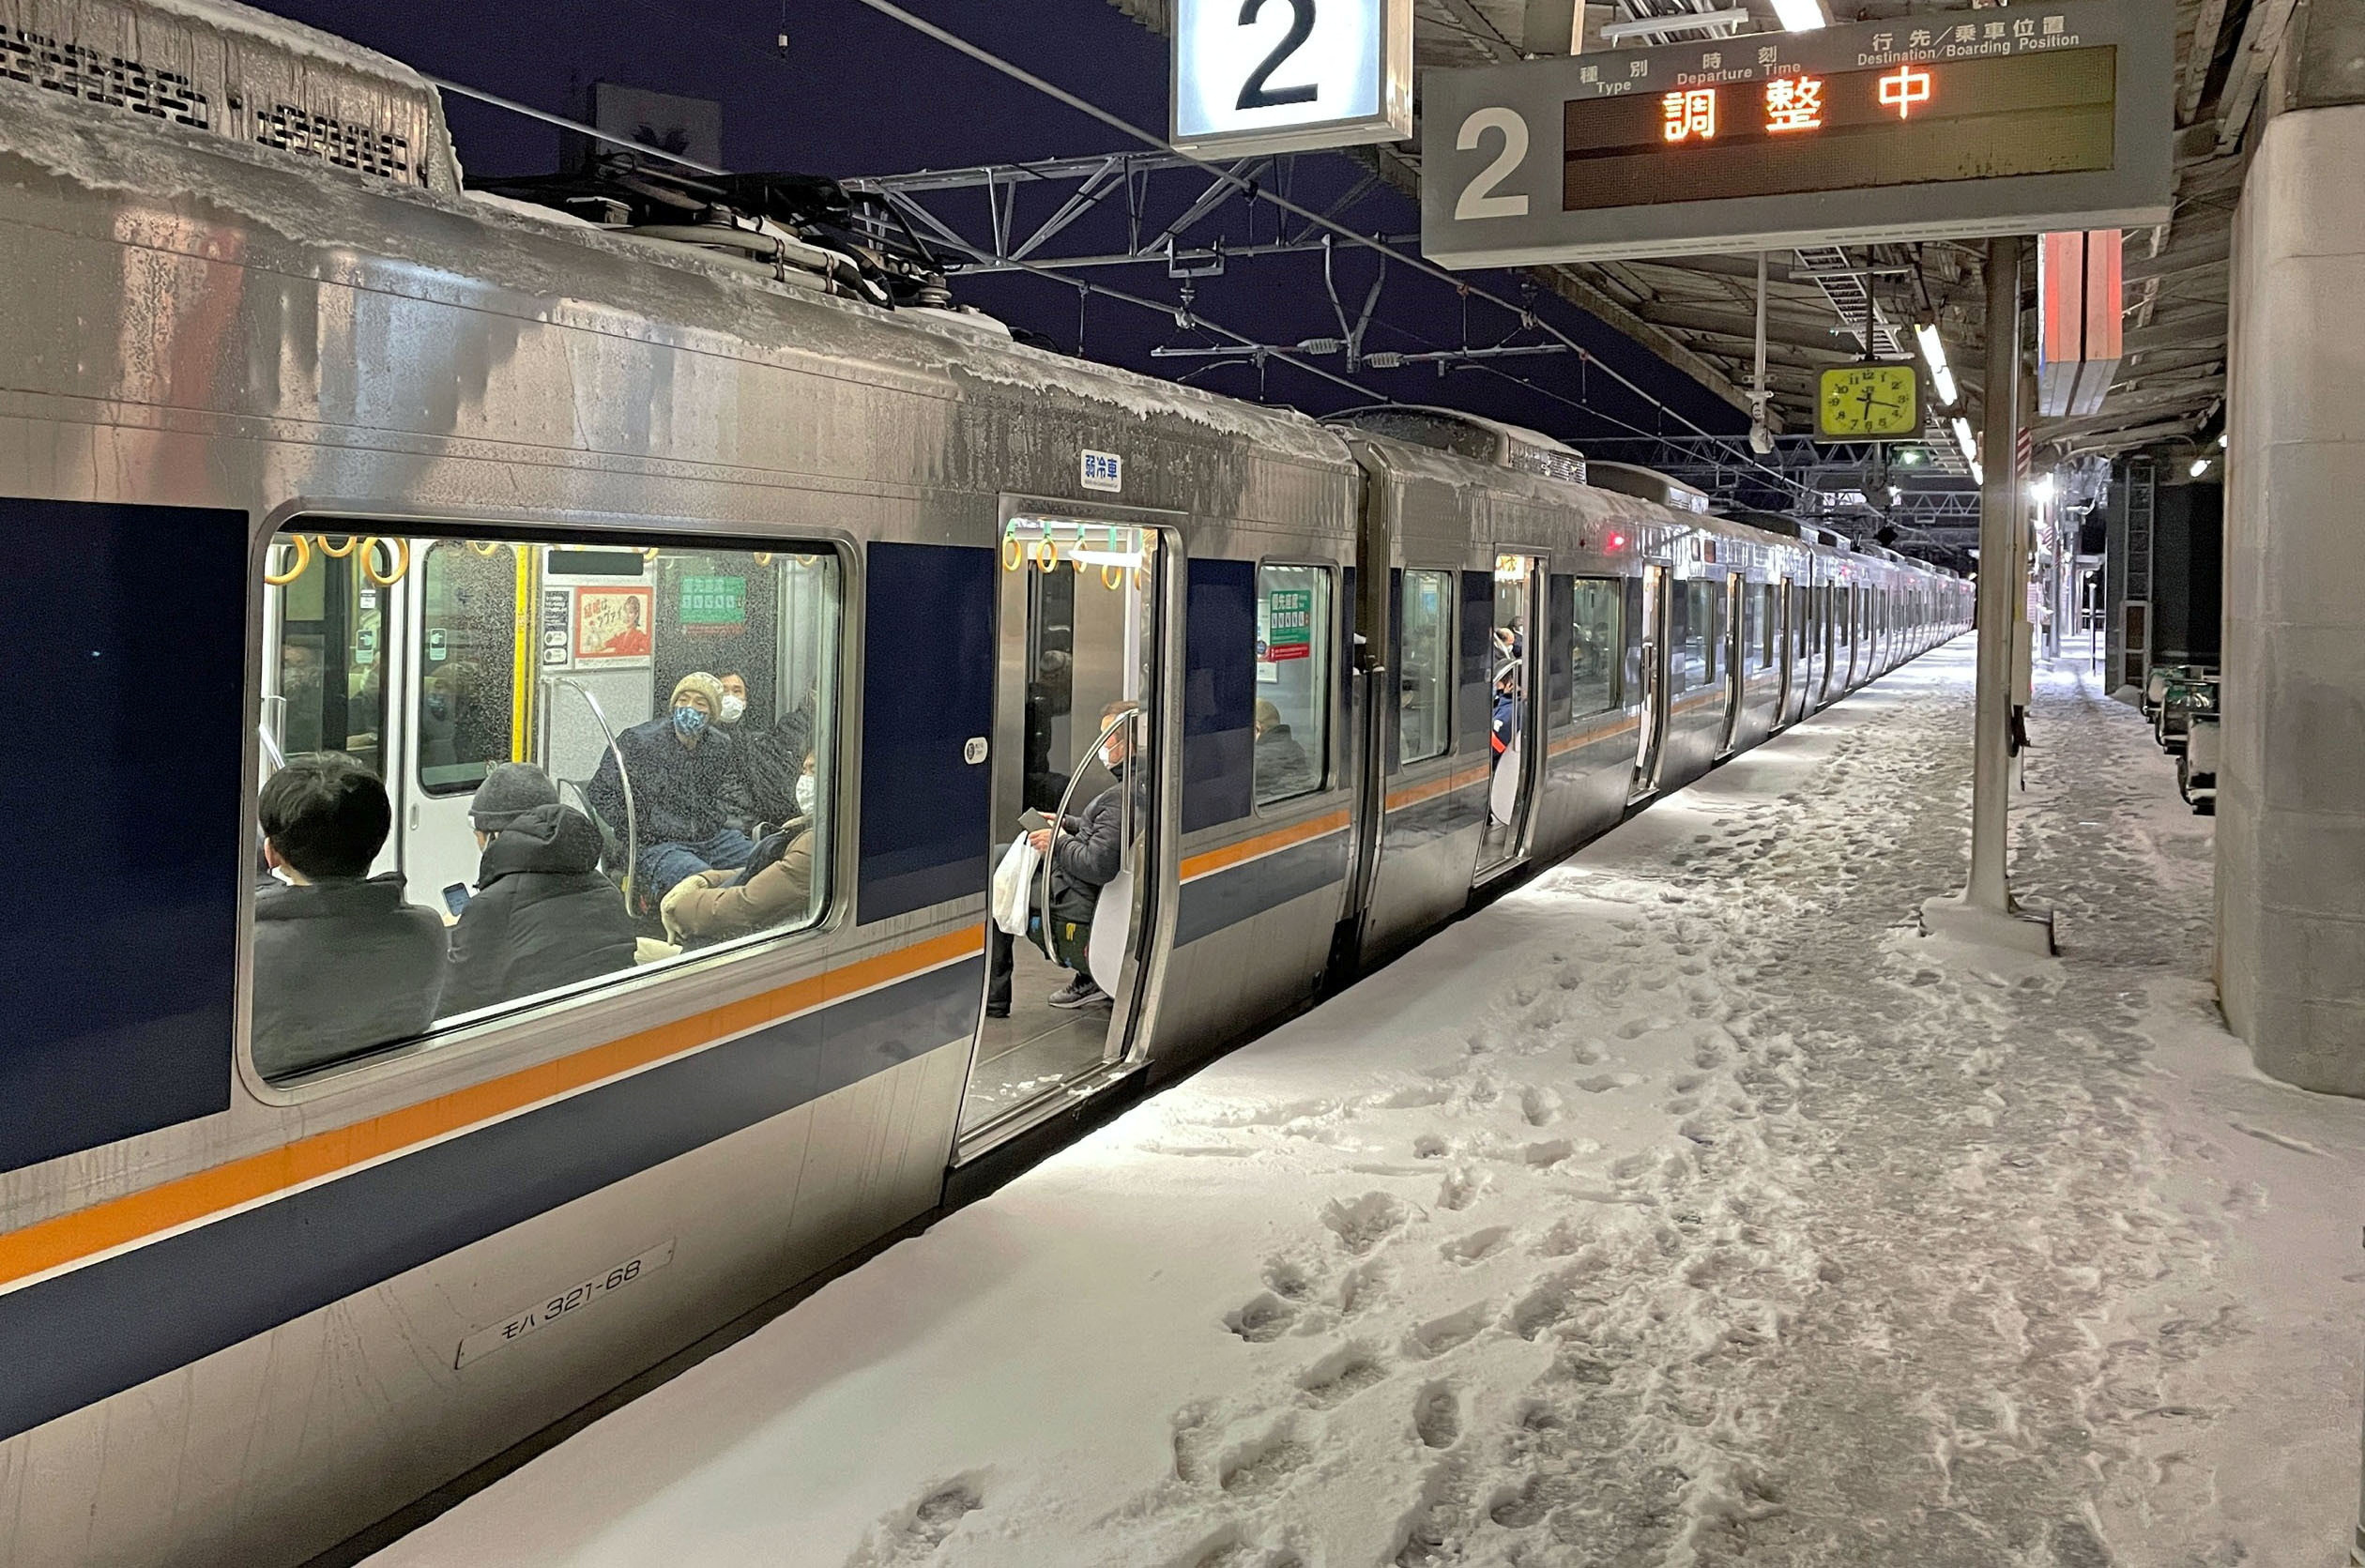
[986, 700, 1141, 1017]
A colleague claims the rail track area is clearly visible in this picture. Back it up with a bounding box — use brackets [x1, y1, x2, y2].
[359, 643, 2364, 1568]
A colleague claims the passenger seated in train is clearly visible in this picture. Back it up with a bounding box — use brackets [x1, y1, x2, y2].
[714, 669, 810, 832]
[660, 750, 817, 944]
[1253, 698, 1316, 799]
[251, 754, 447, 1080]
[440, 764, 638, 1016]
[988, 700, 1143, 1016]
[586, 672, 756, 900]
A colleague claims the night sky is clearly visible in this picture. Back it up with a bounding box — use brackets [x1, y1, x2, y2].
[248, 0, 1747, 453]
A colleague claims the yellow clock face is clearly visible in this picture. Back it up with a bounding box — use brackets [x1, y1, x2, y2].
[1817, 364, 1921, 439]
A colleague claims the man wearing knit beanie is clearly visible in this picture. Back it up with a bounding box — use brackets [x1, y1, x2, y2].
[587, 668, 757, 898]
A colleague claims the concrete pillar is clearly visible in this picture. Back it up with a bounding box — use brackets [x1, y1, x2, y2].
[2220, 102, 2365, 1095]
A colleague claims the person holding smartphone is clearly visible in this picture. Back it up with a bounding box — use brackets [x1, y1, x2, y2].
[440, 764, 638, 1018]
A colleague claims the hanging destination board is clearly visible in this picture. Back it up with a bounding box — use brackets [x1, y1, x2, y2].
[1421, 0, 2171, 268]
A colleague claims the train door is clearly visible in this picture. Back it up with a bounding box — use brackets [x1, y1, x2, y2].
[401, 540, 529, 911]
[1630, 563, 1671, 802]
[1477, 552, 1543, 875]
[959, 513, 1167, 1149]
[1774, 575, 1795, 724]
[1717, 572, 1745, 756]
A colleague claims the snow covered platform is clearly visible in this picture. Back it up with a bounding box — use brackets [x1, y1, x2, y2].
[368, 642, 2365, 1568]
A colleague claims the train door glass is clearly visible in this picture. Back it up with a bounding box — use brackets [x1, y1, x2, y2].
[963, 515, 1165, 1145]
[407, 541, 526, 906]
[1718, 573, 1745, 754]
[1631, 564, 1669, 801]
[1479, 553, 1540, 872]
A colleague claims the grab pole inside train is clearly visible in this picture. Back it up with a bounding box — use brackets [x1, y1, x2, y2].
[1921, 236, 2055, 955]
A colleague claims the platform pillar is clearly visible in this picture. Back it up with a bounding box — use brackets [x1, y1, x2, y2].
[2221, 96, 2365, 1098]
[1923, 237, 2055, 954]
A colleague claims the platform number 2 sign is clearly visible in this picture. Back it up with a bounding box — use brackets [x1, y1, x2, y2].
[1454, 107, 1533, 221]
[1171, 0, 1411, 157]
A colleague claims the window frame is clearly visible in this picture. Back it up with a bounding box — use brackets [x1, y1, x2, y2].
[1250, 557, 1337, 814]
[241, 507, 860, 1105]
[1393, 565, 1459, 769]
[1566, 572, 1625, 723]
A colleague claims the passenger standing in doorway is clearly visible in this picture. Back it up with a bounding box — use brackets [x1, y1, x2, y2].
[987, 699, 1143, 1015]
[587, 672, 755, 899]
[441, 764, 637, 1016]
[251, 754, 447, 1079]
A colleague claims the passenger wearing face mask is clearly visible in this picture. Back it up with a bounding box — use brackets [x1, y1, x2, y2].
[441, 764, 637, 1015]
[988, 700, 1145, 1014]
[586, 671, 755, 899]
[658, 751, 821, 944]
[713, 669, 804, 831]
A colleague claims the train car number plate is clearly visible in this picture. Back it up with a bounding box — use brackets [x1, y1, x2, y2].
[455, 1239, 677, 1369]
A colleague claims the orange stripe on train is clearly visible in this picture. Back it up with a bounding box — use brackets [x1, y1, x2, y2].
[0, 928, 982, 1291]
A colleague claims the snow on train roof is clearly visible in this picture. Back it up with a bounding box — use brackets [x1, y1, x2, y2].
[0, 73, 1351, 468]
[136, 0, 431, 84]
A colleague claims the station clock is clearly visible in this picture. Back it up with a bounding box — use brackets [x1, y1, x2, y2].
[1816, 363, 1922, 441]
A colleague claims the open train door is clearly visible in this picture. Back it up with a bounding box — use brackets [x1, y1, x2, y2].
[1477, 551, 1544, 877]
[956, 507, 1175, 1158]
[1774, 574, 1796, 726]
[1629, 563, 1671, 803]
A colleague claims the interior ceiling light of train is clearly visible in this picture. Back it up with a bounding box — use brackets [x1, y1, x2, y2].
[1081, 0, 2242, 518]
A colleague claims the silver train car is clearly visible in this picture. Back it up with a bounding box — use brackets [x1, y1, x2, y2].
[0, 6, 1972, 1564]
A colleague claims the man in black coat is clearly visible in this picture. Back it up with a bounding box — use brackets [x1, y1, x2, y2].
[441, 764, 639, 1017]
[252, 754, 446, 1080]
[989, 700, 1144, 1014]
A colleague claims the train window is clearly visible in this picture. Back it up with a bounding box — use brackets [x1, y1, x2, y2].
[418, 541, 522, 795]
[1397, 570, 1453, 764]
[1671, 580, 1719, 692]
[1255, 564, 1331, 805]
[1751, 584, 1774, 669]
[251, 526, 842, 1087]
[1570, 576, 1622, 718]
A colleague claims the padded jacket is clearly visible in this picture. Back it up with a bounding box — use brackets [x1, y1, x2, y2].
[1047, 764, 1145, 928]
[666, 827, 815, 941]
[441, 804, 638, 1016]
[252, 875, 447, 1080]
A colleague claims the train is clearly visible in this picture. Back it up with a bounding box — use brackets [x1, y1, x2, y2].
[0, 4, 1971, 1563]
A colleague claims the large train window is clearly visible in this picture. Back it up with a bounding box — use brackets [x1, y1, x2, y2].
[1570, 576, 1621, 718]
[252, 526, 842, 1088]
[1397, 569, 1454, 763]
[1254, 564, 1331, 806]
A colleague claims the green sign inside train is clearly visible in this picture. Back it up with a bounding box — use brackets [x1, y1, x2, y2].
[679, 575, 746, 628]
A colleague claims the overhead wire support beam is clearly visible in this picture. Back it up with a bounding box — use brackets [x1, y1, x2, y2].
[847, 0, 1805, 496]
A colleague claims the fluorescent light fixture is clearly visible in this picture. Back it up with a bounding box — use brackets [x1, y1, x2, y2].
[1951, 416, 1977, 466]
[2190, 458, 2210, 478]
[1915, 323, 1958, 407]
[2031, 473, 2056, 503]
[1888, 485, 1902, 503]
[1770, 0, 1827, 30]
[2218, 432, 2228, 449]
[1970, 459, 1985, 486]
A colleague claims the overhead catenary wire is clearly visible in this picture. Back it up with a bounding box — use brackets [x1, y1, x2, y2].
[413, 66, 1410, 408]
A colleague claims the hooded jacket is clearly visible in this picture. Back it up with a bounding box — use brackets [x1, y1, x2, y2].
[252, 875, 447, 1080]
[441, 804, 639, 1016]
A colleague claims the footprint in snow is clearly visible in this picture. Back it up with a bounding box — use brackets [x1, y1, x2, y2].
[848, 1481, 984, 1566]
[1438, 1225, 1512, 1266]
[1225, 1292, 1299, 1343]
[1436, 1165, 1489, 1212]
[1412, 1382, 1462, 1448]
[1297, 1342, 1388, 1406]
[1322, 1192, 1411, 1255]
